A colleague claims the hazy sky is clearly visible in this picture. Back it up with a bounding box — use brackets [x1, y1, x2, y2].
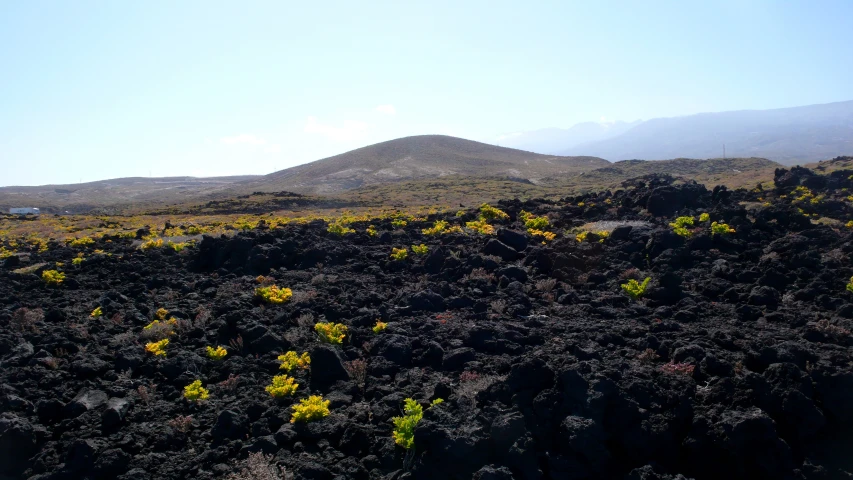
[1, 1, 851, 186]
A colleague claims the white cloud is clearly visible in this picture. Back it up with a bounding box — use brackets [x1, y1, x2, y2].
[303, 116, 369, 142]
[220, 134, 267, 145]
[374, 104, 396, 115]
[264, 144, 281, 153]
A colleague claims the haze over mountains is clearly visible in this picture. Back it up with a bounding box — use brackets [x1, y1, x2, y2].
[496, 100, 853, 164]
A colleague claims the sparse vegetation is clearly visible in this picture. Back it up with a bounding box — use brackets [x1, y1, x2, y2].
[390, 247, 409, 260]
[265, 374, 298, 397]
[314, 322, 347, 344]
[277, 351, 310, 372]
[290, 395, 330, 423]
[372, 320, 388, 333]
[670, 216, 695, 237]
[392, 398, 443, 449]
[255, 285, 293, 304]
[621, 277, 651, 299]
[41, 269, 65, 285]
[206, 345, 228, 360]
[183, 380, 209, 401]
[145, 339, 169, 357]
[411, 244, 429, 255]
[710, 221, 735, 235]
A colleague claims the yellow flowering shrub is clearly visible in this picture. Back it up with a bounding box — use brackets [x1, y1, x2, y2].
[90, 307, 103, 318]
[278, 351, 310, 372]
[291, 395, 330, 423]
[479, 204, 509, 221]
[466, 219, 495, 235]
[183, 380, 209, 401]
[206, 346, 227, 360]
[255, 285, 293, 304]
[145, 339, 169, 356]
[266, 375, 298, 397]
[140, 238, 164, 250]
[710, 221, 735, 235]
[315, 322, 347, 344]
[41, 270, 65, 285]
[327, 223, 355, 236]
[411, 244, 428, 255]
[390, 247, 408, 260]
[373, 320, 387, 334]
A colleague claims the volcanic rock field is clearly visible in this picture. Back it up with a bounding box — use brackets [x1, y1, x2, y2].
[3, 166, 853, 480]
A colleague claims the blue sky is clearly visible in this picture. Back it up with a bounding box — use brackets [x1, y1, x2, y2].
[1, 0, 851, 186]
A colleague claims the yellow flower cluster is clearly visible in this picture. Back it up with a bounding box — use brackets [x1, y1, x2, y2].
[266, 375, 298, 397]
[277, 351, 311, 372]
[315, 322, 347, 344]
[291, 395, 330, 423]
[183, 380, 209, 401]
[255, 285, 293, 304]
[145, 339, 169, 357]
[206, 346, 227, 360]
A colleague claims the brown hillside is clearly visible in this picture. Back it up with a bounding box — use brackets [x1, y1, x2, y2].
[240, 135, 609, 194]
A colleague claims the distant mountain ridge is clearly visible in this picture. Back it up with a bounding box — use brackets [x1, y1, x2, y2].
[495, 121, 640, 154]
[498, 100, 853, 165]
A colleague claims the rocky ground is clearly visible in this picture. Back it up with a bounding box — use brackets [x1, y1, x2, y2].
[2, 166, 853, 480]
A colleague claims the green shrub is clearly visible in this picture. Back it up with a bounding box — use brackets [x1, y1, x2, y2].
[315, 322, 347, 344]
[621, 277, 651, 300]
[390, 247, 408, 260]
[392, 398, 443, 449]
[327, 223, 355, 236]
[41, 269, 65, 285]
[710, 221, 735, 235]
[669, 216, 694, 237]
[291, 395, 330, 423]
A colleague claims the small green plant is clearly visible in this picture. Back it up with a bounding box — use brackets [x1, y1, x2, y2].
[392, 398, 444, 449]
[255, 285, 293, 304]
[266, 374, 298, 397]
[277, 351, 310, 372]
[390, 247, 409, 260]
[41, 269, 65, 285]
[145, 338, 169, 356]
[411, 244, 429, 255]
[670, 216, 695, 237]
[183, 380, 209, 401]
[72, 253, 84, 266]
[291, 395, 330, 423]
[206, 345, 227, 360]
[315, 322, 347, 344]
[327, 223, 355, 236]
[90, 306, 103, 318]
[479, 203, 509, 221]
[710, 221, 735, 235]
[140, 238, 164, 250]
[621, 277, 651, 300]
[366, 225, 377, 236]
[422, 220, 448, 235]
[68, 236, 95, 247]
[373, 320, 387, 334]
[520, 210, 549, 230]
[575, 230, 609, 243]
[466, 219, 495, 235]
[391, 218, 408, 228]
[847, 276, 853, 294]
[699, 212, 710, 222]
[168, 241, 190, 252]
[846, 220, 853, 229]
